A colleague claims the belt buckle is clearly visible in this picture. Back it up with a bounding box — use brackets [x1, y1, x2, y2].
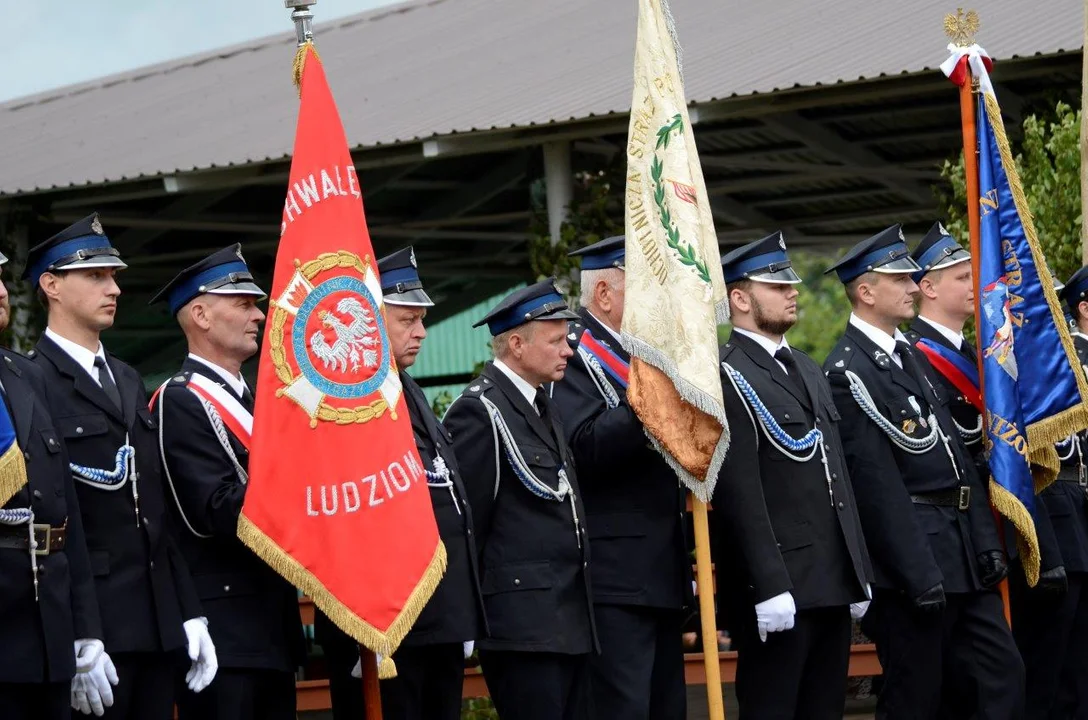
[958, 486, 971, 511]
[32, 524, 51, 556]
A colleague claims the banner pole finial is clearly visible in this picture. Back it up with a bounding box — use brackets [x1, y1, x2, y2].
[944, 7, 980, 48]
[285, 0, 320, 93]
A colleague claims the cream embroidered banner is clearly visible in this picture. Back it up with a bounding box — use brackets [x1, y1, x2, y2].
[621, 0, 730, 501]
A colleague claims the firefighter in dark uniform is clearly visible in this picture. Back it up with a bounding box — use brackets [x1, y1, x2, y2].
[1023, 265, 1088, 718]
[148, 245, 305, 719]
[24, 214, 216, 720]
[0, 248, 111, 720]
[444, 279, 597, 720]
[823, 225, 1024, 720]
[315, 246, 484, 720]
[548, 235, 690, 720]
[712, 232, 872, 719]
[906, 226, 1065, 718]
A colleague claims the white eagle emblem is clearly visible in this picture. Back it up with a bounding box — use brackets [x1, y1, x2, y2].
[309, 296, 379, 374]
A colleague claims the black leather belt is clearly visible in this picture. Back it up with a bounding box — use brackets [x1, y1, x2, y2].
[1058, 469, 1088, 486]
[910, 486, 971, 511]
[0, 523, 67, 555]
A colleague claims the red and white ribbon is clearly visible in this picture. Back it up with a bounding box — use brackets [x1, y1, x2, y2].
[941, 43, 995, 95]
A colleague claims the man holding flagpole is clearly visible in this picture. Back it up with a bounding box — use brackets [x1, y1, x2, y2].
[823, 225, 1024, 720]
[550, 235, 691, 720]
[149, 245, 306, 720]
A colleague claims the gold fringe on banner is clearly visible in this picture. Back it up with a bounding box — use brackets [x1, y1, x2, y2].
[237, 513, 447, 677]
[982, 92, 1088, 449]
[292, 40, 321, 96]
[0, 442, 28, 508]
[990, 479, 1040, 586]
[1030, 445, 1059, 493]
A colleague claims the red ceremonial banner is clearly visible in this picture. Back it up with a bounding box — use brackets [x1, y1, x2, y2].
[239, 46, 445, 672]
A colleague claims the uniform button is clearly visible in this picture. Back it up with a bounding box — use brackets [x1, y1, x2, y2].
[900, 410, 907, 416]
[824, 444, 830, 451]
[150, 561, 156, 570]
[831, 473, 838, 480]
[466, 529, 472, 536]
[513, 578, 521, 586]
[76, 427, 84, 434]
[583, 561, 588, 568]
[784, 413, 791, 420]
[23, 452, 30, 461]
[142, 517, 150, 526]
[32, 490, 42, 499]
[816, 418, 821, 425]
[224, 585, 231, 592]
[837, 502, 844, 510]
[47, 438, 56, 448]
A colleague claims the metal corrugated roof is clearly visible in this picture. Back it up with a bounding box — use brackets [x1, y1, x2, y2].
[0, 0, 1080, 196]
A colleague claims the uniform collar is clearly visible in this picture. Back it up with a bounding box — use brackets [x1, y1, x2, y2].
[917, 315, 964, 350]
[1073, 331, 1088, 343]
[187, 353, 247, 397]
[44, 326, 107, 377]
[848, 313, 907, 357]
[585, 310, 622, 344]
[732, 327, 789, 360]
[492, 358, 540, 409]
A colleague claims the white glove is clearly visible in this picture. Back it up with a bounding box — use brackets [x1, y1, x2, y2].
[463, 640, 475, 659]
[73, 639, 104, 674]
[183, 617, 218, 693]
[850, 583, 873, 620]
[754, 591, 796, 642]
[71, 651, 118, 716]
[350, 651, 384, 678]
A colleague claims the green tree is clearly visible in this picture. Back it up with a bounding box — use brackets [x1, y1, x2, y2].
[937, 101, 1082, 283]
[527, 162, 624, 303]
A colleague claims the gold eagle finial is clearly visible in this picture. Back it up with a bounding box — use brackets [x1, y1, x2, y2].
[944, 8, 980, 47]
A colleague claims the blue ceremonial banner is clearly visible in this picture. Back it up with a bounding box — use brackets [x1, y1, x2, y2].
[975, 76, 1088, 584]
[0, 405, 28, 508]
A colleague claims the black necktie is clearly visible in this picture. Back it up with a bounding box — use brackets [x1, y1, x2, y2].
[93, 357, 122, 411]
[895, 341, 928, 389]
[534, 389, 558, 441]
[774, 346, 809, 401]
[241, 385, 255, 412]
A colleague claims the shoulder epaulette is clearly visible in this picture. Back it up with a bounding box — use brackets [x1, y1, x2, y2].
[719, 340, 737, 362]
[462, 376, 495, 398]
[567, 319, 586, 350]
[903, 329, 921, 343]
[824, 343, 857, 373]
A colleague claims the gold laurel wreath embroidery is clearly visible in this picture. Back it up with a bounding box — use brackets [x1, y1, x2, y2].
[269, 251, 393, 428]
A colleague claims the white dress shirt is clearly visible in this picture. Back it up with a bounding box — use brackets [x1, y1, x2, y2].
[848, 314, 907, 369]
[187, 353, 249, 398]
[45, 327, 116, 386]
[917, 316, 965, 351]
[493, 359, 541, 413]
[733, 327, 791, 373]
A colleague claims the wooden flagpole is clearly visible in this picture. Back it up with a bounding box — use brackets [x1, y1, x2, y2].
[360, 647, 384, 719]
[951, 10, 1013, 626]
[691, 495, 726, 719]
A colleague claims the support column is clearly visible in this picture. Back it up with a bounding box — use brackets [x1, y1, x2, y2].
[543, 141, 573, 246]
